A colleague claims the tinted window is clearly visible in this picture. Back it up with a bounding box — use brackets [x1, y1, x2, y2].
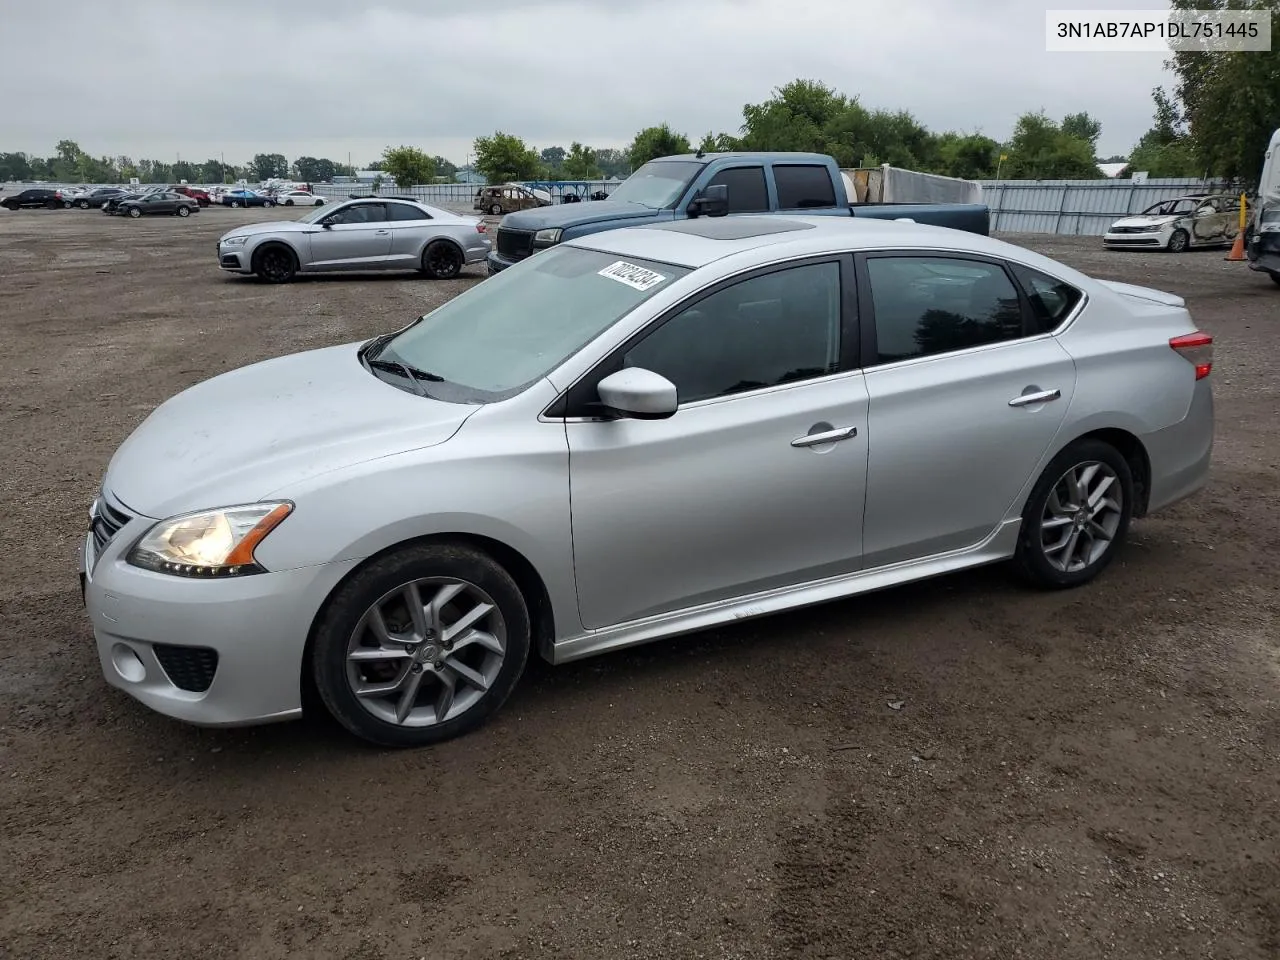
[386, 203, 430, 221]
[331, 202, 386, 224]
[866, 256, 1024, 364]
[706, 166, 769, 214]
[774, 165, 836, 209]
[622, 261, 842, 403]
[1010, 263, 1082, 334]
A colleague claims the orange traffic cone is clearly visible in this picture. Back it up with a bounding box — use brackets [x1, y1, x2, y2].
[1225, 231, 1247, 261]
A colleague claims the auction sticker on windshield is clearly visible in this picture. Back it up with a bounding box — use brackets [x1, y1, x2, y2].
[598, 260, 667, 291]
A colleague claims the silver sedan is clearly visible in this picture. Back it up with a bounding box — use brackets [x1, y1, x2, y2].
[84, 216, 1214, 747]
[216, 197, 492, 282]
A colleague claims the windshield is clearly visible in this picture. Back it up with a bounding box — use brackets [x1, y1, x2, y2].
[605, 160, 704, 209]
[378, 245, 692, 401]
[1141, 198, 1196, 216]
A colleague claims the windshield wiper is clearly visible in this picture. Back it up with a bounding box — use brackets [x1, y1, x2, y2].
[366, 358, 444, 397]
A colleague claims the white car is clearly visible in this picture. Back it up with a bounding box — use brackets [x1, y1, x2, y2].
[1103, 195, 1241, 252]
[277, 190, 325, 207]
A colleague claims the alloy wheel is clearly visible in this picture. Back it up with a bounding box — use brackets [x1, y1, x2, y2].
[425, 243, 463, 278]
[257, 247, 294, 282]
[1039, 460, 1123, 573]
[345, 578, 507, 727]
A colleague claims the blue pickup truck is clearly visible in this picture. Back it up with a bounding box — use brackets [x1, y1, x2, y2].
[486, 151, 990, 274]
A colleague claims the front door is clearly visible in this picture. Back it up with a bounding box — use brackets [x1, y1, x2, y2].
[306, 201, 393, 269]
[857, 252, 1079, 568]
[564, 257, 868, 629]
[1189, 197, 1228, 245]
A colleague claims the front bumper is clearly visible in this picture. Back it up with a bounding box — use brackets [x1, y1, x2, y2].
[217, 240, 253, 273]
[81, 505, 360, 727]
[1103, 231, 1164, 247]
[486, 251, 520, 274]
[1246, 230, 1280, 274]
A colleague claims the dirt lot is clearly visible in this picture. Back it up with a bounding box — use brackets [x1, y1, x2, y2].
[0, 206, 1277, 960]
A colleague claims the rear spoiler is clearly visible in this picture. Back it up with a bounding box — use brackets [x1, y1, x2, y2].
[1097, 279, 1186, 308]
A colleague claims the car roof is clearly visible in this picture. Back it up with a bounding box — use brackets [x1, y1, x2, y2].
[563, 214, 1096, 288]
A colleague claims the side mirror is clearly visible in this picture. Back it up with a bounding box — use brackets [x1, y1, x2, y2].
[596, 368, 678, 420]
[689, 184, 729, 219]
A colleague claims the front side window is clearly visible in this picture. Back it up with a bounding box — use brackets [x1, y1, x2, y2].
[622, 261, 842, 403]
[866, 256, 1024, 365]
[329, 202, 385, 224]
[381, 246, 691, 401]
[705, 166, 769, 214]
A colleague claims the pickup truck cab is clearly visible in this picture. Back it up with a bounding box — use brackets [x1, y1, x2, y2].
[487, 151, 990, 274]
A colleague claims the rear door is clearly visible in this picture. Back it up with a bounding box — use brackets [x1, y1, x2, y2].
[857, 252, 1079, 568]
[384, 201, 435, 268]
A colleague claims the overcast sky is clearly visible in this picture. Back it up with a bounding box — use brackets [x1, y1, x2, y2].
[4, 0, 1175, 166]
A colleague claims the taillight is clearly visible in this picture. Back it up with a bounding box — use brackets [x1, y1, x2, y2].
[475, 223, 487, 233]
[1170, 331, 1213, 380]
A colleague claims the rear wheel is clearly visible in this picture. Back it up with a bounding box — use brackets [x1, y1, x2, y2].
[45, 199, 59, 210]
[230, 201, 241, 208]
[422, 240, 464, 279]
[264, 199, 275, 208]
[311, 542, 531, 748]
[490, 203, 502, 216]
[252, 244, 297, 283]
[176, 205, 190, 217]
[284, 199, 294, 206]
[1167, 228, 1190, 253]
[1012, 439, 1133, 589]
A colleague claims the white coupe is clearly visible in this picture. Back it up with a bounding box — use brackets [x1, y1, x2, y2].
[277, 190, 325, 207]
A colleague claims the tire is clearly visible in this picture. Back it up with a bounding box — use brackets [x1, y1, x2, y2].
[1012, 438, 1134, 589]
[177, 205, 190, 217]
[311, 542, 531, 748]
[1270, 272, 1280, 288]
[422, 240, 464, 280]
[1167, 229, 1190, 253]
[45, 199, 59, 210]
[128, 206, 142, 218]
[264, 200, 275, 208]
[252, 243, 298, 283]
[490, 203, 502, 216]
[284, 199, 293, 206]
[316, 199, 325, 206]
[2, 201, 16, 211]
[230, 201, 241, 208]
[78, 199, 90, 209]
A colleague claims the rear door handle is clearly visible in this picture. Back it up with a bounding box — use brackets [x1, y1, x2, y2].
[374, 229, 391, 235]
[792, 425, 858, 447]
[1008, 388, 1061, 407]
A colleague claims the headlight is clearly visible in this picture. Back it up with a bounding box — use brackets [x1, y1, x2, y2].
[222, 235, 248, 246]
[533, 228, 562, 245]
[127, 502, 293, 578]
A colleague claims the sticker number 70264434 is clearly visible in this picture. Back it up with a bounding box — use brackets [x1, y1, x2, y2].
[597, 260, 667, 292]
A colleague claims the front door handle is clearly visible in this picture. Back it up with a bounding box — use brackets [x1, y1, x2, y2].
[791, 425, 858, 448]
[1008, 388, 1061, 407]
[374, 229, 391, 235]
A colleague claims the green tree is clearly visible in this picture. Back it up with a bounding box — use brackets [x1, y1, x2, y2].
[1166, 0, 1280, 183]
[0, 152, 33, 180]
[371, 174, 384, 193]
[380, 145, 436, 186]
[432, 156, 458, 181]
[1060, 111, 1102, 149]
[595, 148, 630, 178]
[540, 146, 566, 170]
[292, 156, 338, 182]
[172, 161, 198, 183]
[1124, 87, 1199, 177]
[697, 131, 742, 153]
[561, 142, 602, 179]
[250, 153, 288, 181]
[934, 132, 1000, 180]
[473, 131, 541, 183]
[627, 124, 691, 168]
[1004, 111, 1100, 179]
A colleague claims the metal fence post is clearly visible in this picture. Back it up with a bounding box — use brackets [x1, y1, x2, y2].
[1054, 184, 1070, 234]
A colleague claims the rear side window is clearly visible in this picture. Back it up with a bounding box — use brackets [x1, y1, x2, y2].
[1010, 264, 1083, 334]
[774, 165, 836, 209]
[705, 166, 768, 214]
[865, 256, 1024, 365]
[386, 203, 431, 221]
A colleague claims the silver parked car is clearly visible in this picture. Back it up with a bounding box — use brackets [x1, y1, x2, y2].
[216, 197, 492, 282]
[82, 216, 1214, 747]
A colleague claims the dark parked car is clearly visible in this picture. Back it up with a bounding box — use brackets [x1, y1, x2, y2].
[116, 191, 201, 218]
[73, 187, 131, 210]
[103, 190, 153, 214]
[220, 189, 275, 208]
[2, 188, 65, 210]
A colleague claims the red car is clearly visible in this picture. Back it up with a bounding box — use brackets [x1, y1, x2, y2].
[171, 185, 211, 207]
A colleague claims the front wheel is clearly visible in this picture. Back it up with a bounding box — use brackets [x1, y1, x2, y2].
[78, 199, 90, 209]
[128, 207, 142, 218]
[176, 205, 190, 217]
[230, 201, 241, 208]
[490, 203, 503, 216]
[1167, 228, 1190, 253]
[45, 199, 59, 209]
[422, 240, 464, 279]
[311, 543, 531, 747]
[263, 200, 274, 208]
[1012, 439, 1133, 589]
[252, 244, 297, 283]
[284, 199, 294, 206]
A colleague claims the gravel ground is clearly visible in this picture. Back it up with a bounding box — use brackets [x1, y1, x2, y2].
[0, 208, 1277, 960]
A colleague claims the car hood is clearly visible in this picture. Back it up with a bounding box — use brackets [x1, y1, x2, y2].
[104, 343, 477, 519]
[499, 200, 665, 232]
[219, 220, 314, 241]
[1110, 214, 1178, 228]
